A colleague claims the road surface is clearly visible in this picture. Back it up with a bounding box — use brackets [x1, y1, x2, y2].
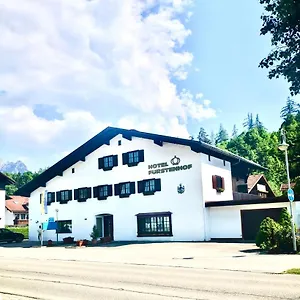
[0, 255, 300, 300]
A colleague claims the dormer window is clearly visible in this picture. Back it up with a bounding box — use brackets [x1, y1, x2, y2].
[98, 155, 118, 171]
[123, 150, 144, 167]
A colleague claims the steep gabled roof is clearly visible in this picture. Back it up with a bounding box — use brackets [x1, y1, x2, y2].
[247, 174, 276, 197]
[16, 127, 266, 196]
[5, 196, 29, 213]
[0, 172, 15, 185]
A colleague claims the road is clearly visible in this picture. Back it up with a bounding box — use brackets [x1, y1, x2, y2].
[1, 256, 300, 300]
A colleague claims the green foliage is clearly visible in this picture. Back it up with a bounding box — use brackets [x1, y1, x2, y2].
[259, 0, 300, 95]
[243, 113, 254, 130]
[4, 169, 45, 196]
[256, 208, 298, 253]
[6, 226, 29, 239]
[90, 225, 100, 240]
[232, 124, 238, 138]
[197, 127, 211, 144]
[281, 97, 299, 119]
[256, 217, 281, 251]
[215, 124, 229, 144]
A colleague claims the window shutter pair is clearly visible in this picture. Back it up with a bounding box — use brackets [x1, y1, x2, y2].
[212, 175, 225, 191]
[138, 179, 161, 194]
[115, 182, 135, 197]
[122, 150, 144, 165]
[98, 155, 118, 170]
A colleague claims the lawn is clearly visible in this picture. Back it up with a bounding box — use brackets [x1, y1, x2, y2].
[285, 269, 300, 275]
[6, 226, 29, 239]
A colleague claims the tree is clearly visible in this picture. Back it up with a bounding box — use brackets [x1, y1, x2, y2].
[280, 97, 299, 119]
[255, 114, 265, 130]
[243, 113, 254, 130]
[210, 131, 216, 146]
[259, 0, 300, 95]
[4, 170, 45, 196]
[215, 124, 229, 144]
[197, 127, 211, 144]
[232, 124, 238, 138]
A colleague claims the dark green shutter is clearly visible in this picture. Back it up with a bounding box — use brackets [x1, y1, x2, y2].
[56, 191, 61, 202]
[98, 157, 104, 169]
[68, 190, 73, 200]
[114, 184, 120, 196]
[87, 187, 92, 198]
[113, 155, 118, 167]
[130, 182, 135, 194]
[139, 150, 144, 162]
[74, 189, 79, 200]
[155, 179, 161, 191]
[122, 153, 128, 165]
[93, 186, 99, 198]
[137, 180, 144, 193]
[107, 185, 113, 196]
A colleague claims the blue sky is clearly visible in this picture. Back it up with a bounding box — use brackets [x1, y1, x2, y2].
[183, 0, 297, 138]
[0, 0, 298, 171]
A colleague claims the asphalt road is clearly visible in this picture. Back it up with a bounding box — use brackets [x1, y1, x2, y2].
[1, 256, 300, 300]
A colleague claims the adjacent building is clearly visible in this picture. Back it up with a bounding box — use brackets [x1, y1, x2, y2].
[0, 172, 15, 228]
[17, 127, 300, 242]
[5, 196, 29, 226]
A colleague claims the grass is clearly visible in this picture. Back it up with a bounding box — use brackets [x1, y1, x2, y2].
[6, 226, 29, 239]
[285, 268, 300, 275]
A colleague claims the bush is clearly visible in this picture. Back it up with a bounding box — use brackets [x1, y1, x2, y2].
[256, 217, 281, 251]
[256, 208, 298, 253]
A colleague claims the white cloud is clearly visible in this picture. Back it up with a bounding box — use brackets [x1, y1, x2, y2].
[0, 0, 216, 169]
[195, 93, 203, 99]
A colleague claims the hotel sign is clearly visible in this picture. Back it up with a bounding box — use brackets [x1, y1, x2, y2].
[148, 156, 192, 175]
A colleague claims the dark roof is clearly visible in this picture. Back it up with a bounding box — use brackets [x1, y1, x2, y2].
[0, 172, 15, 185]
[280, 183, 296, 191]
[16, 127, 266, 196]
[205, 195, 300, 207]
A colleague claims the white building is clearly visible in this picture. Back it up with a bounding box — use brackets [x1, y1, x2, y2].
[17, 127, 300, 242]
[0, 172, 15, 228]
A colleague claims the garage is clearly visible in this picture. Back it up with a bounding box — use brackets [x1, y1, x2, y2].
[240, 208, 283, 241]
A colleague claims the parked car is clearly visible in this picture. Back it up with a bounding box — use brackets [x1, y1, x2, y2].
[0, 228, 24, 243]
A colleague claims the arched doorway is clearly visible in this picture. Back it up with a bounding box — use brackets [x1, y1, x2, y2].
[96, 214, 114, 241]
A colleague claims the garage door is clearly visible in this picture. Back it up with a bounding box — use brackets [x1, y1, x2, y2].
[241, 208, 283, 241]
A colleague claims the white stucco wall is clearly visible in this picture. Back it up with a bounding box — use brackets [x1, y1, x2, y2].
[5, 208, 14, 226]
[208, 202, 291, 239]
[30, 135, 235, 242]
[0, 190, 5, 228]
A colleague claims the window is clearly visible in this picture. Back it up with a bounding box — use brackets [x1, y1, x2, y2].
[72, 168, 75, 174]
[56, 190, 72, 204]
[56, 220, 72, 234]
[138, 178, 161, 195]
[118, 140, 122, 146]
[98, 155, 118, 171]
[212, 175, 225, 193]
[74, 187, 91, 202]
[21, 214, 26, 220]
[47, 192, 55, 205]
[93, 185, 113, 200]
[137, 212, 172, 237]
[122, 150, 144, 167]
[114, 182, 135, 198]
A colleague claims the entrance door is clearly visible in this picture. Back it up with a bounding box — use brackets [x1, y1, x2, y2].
[96, 214, 114, 241]
[241, 208, 282, 241]
[103, 215, 114, 240]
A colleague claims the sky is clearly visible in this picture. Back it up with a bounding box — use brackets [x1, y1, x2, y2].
[0, 0, 298, 171]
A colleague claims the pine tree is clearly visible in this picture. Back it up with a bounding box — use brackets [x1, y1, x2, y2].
[280, 97, 298, 119]
[232, 124, 238, 138]
[243, 113, 254, 130]
[197, 127, 211, 144]
[255, 114, 265, 130]
[215, 124, 229, 144]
